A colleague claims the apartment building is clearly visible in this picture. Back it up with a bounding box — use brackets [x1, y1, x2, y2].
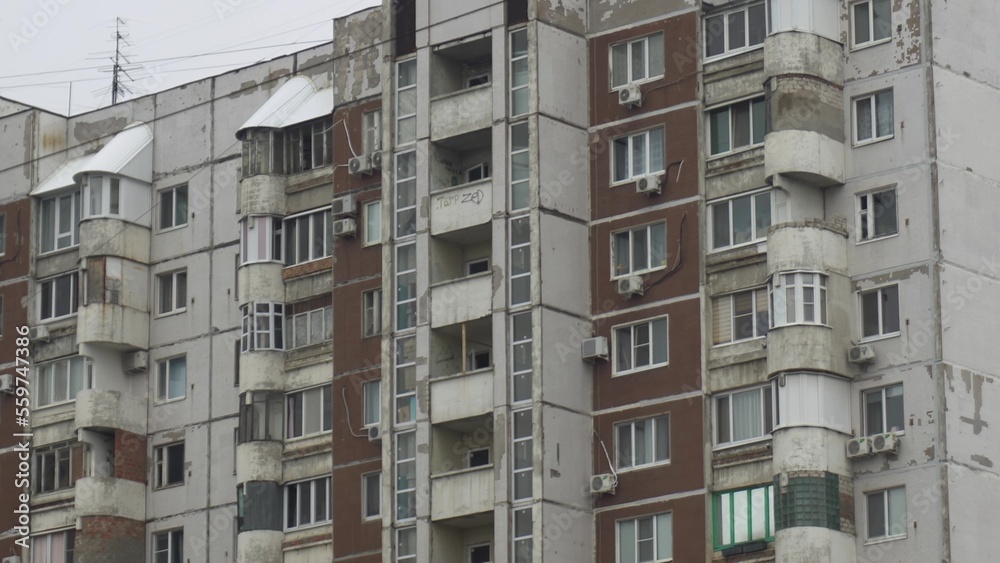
[1, 1, 998, 562]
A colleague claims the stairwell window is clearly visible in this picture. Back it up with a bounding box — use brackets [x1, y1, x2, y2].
[157, 270, 187, 316]
[285, 476, 331, 530]
[866, 486, 906, 541]
[852, 0, 892, 48]
[708, 97, 765, 156]
[860, 284, 900, 340]
[613, 128, 665, 183]
[396, 432, 417, 520]
[705, 2, 767, 59]
[510, 29, 529, 116]
[612, 222, 667, 278]
[715, 385, 773, 446]
[864, 383, 904, 435]
[513, 508, 533, 563]
[854, 90, 894, 145]
[156, 356, 187, 402]
[713, 484, 775, 549]
[615, 415, 670, 470]
[39, 190, 81, 254]
[396, 59, 417, 145]
[713, 288, 768, 345]
[397, 527, 417, 562]
[857, 188, 897, 242]
[363, 289, 383, 337]
[39, 272, 79, 321]
[395, 336, 417, 424]
[159, 184, 189, 230]
[770, 272, 827, 327]
[617, 512, 673, 563]
[710, 189, 772, 250]
[610, 32, 664, 89]
[613, 317, 669, 375]
[154, 442, 185, 489]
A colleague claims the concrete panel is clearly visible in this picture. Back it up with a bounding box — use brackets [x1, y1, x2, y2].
[430, 86, 492, 141]
[208, 419, 240, 502]
[539, 309, 591, 414]
[333, 9, 384, 104]
[429, 273, 493, 328]
[238, 174, 287, 216]
[237, 530, 284, 563]
[74, 477, 145, 521]
[427, 0, 501, 47]
[236, 441, 283, 484]
[430, 370, 493, 424]
[537, 25, 588, 129]
[75, 389, 146, 436]
[147, 425, 210, 519]
[149, 253, 212, 348]
[80, 219, 151, 261]
[77, 303, 149, 350]
[940, 266, 1000, 377]
[284, 543, 334, 563]
[205, 505, 240, 563]
[237, 262, 285, 304]
[772, 426, 851, 476]
[850, 266, 935, 372]
[765, 130, 845, 187]
[539, 501, 592, 562]
[537, 118, 590, 221]
[540, 406, 592, 510]
[852, 465, 945, 561]
[947, 462, 1000, 563]
[588, 0, 689, 34]
[239, 351, 286, 391]
[153, 96, 212, 173]
[844, 0, 922, 80]
[430, 466, 493, 520]
[147, 337, 212, 433]
[429, 180, 492, 236]
[538, 215, 589, 318]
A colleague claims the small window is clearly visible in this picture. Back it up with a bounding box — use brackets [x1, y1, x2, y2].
[610, 32, 665, 89]
[713, 484, 775, 549]
[157, 270, 187, 316]
[34, 442, 79, 494]
[858, 188, 897, 241]
[363, 200, 382, 246]
[709, 97, 765, 156]
[154, 442, 185, 489]
[39, 191, 81, 254]
[240, 216, 282, 264]
[617, 512, 672, 562]
[615, 415, 669, 470]
[854, 90, 894, 145]
[715, 385, 773, 446]
[82, 175, 123, 218]
[770, 272, 827, 326]
[513, 508, 533, 561]
[363, 289, 383, 338]
[156, 357, 187, 402]
[705, 2, 767, 59]
[153, 528, 184, 563]
[468, 447, 491, 468]
[613, 317, 669, 375]
[612, 222, 667, 278]
[396, 527, 417, 562]
[710, 190, 772, 250]
[286, 385, 332, 439]
[31, 529, 75, 562]
[510, 29, 529, 117]
[39, 272, 79, 321]
[864, 383, 904, 435]
[713, 288, 768, 345]
[396, 432, 417, 520]
[396, 59, 418, 146]
[612, 128, 665, 183]
[286, 304, 330, 350]
[466, 162, 490, 183]
[362, 472, 381, 520]
[395, 337, 417, 424]
[363, 380, 381, 427]
[466, 72, 490, 88]
[159, 185, 189, 230]
[241, 302, 286, 351]
[37, 356, 91, 407]
[285, 476, 331, 530]
[364, 110, 382, 154]
[852, 0, 892, 48]
[866, 486, 906, 541]
[467, 349, 491, 371]
[469, 544, 491, 563]
[466, 258, 490, 276]
[860, 284, 900, 339]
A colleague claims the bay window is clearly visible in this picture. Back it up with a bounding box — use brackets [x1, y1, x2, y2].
[770, 272, 828, 326]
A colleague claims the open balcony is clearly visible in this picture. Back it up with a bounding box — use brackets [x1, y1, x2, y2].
[430, 414, 495, 522]
[431, 521, 495, 563]
[429, 226, 493, 328]
[430, 35, 493, 141]
[430, 317, 494, 423]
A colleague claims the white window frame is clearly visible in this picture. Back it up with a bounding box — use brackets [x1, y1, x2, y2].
[615, 415, 670, 471]
[240, 215, 282, 264]
[866, 486, 907, 542]
[511, 408, 533, 501]
[83, 175, 122, 218]
[616, 512, 673, 563]
[396, 58, 417, 146]
[853, 90, 894, 146]
[34, 442, 77, 494]
[863, 383, 904, 436]
[159, 184, 189, 231]
[156, 270, 187, 316]
[609, 32, 665, 90]
[770, 271, 828, 327]
[510, 311, 533, 403]
[395, 336, 417, 425]
[241, 302, 286, 352]
[395, 243, 417, 331]
[39, 272, 79, 322]
[363, 379, 381, 427]
[714, 385, 774, 448]
[156, 356, 187, 403]
[362, 471, 381, 520]
[394, 151, 417, 239]
[709, 188, 773, 251]
[396, 527, 417, 562]
[363, 289, 383, 338]
[153, 528, 183, 563]
[36, 356, 91, 408]
[284, 476, 331, 530]
[469, 543, 492, 563]
[286, 305, 330, 350]
[38, 190, 81, 254]
[611, 222, 667, 279]
[283, 207, 332, 266]
[509, 216, 531, 307]
[857, 188, 898, 243]
[31, 528, 75, 563]
[512, 507, 533, 563]
[363, 200, 382, 246]
[509, 121, 530, 211]
[510, 28, 529, 117]
[286, 385, 332, 439]
[704, 2, 768, 61]
[395, 431, 417, 521]
[707, 96, 766, 157]
[612, 127, 666, 184]
[859, 284, 900, 341]
[851, 0, 892, 49]
[712, 287, 769, 346]
[363, 109, 382, 154]
[612, 316, 669, 376]
[153, 441, 185, 489]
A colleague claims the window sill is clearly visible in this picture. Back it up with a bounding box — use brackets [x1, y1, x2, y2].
[859, 332, 900, 344]
[615, 460, 670, 474]
[153, 482, 185, 492]
[708, 239, 768, 255]
[158, 223, 188, 234]
[609, 172, 665, 189]
[713, 435, 772, 452]
[609, 74, 664, 94]
[155, 309, 187, 319]
[40, 313, 78, 324]
[706, 142, 765, 162]
[850, 37, 892, 53]
[704, 44, 764, 65]
[285, 430, 332, 443]
[856, 232, 899, 245]
[38, 245, 80, 258]
[35, 398, 79, 411]
[611, 265, 667, 281]
[284, 520, 332, 534]
[853, 135, 894, 148]
[864, 534, 906, 546]
[712, 335, 766, 349]
[770, 322, 831, 330]
[155, 396, 186, 406]
[612, 362, 669, 378]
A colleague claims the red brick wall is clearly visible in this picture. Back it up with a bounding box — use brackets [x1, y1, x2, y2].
[114, 430, 147, 483]
[77, 516, 145, 563]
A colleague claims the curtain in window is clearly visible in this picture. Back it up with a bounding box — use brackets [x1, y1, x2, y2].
[618, 520, 636, 563]
[856, 98, 873, 140]
[616, 327, 632, 371]
[887, 487, 906, 535]
[732, 389, 762, 442]
[875, 91, 894, 138]
[655, 513, 673, 560]
[168, 360, 186, 399]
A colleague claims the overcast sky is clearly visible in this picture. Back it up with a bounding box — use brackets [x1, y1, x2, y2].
[1, 0, 381, 116]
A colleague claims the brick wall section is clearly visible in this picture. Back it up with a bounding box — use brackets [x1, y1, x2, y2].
[114, 430, 147, 483]
[77, 516, 145, 563]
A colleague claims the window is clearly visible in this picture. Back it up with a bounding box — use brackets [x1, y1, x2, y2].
[397, 527, 417, 562]
[860, 285, 900, 339]
[615, 415, 670, 470]
[396, 431, 417, 520]
[396, 243, 417, 330]
[716, 386, 773, 446]
[709, 97, 765, 156]
[362, 472, 381, 520]
[286, 385, 332, 439]
[854, 90, 894, 145]
[81, 175, 120, 217]
[396, 59, 417, 145]
[711, 190, 772, 250]
[510, 29, 529, 117]
[852, 0, 891, 48]
[37, 356, 91, 407]
[395, 336, 417, 424]
[153, 529, 183, 563]
[34, 443, 78, 494]
[713, 288, 768, 345]
[617, 512, 673, 563]
[864, 384, 904, 435]
[770, 272, 827, 326]
[286, 305, 330, 350]
[363, 200, 382, 246]
[509, 216, 531, 306]
[705, 2, 767, 59]
[39, 272, 79, 321]
[466, 162, 490, 183]
[858, 188, 897, 241]
[613, 128, 665, 183]
[283, 117, 333, 174]
[510, 312, 533, 403]
[364, 110, 382, 154]
[613, 222, 666, 277]
[154, 442, 185, 488]
[39, 190, 81, 253]
[285, 476, 331, 529]
[238, 390, 284, 442]
[468, 447, 491, 468]
[241, 129, 283, 177]
[284, 208, 332, 266]
[512, 409, 532, 500]
[866, 486, 906, 540]
[31, 529, 75, 563]
[363, 289, 383, 337]
[159, 184, 189, 230]
[157, 270, 187, 315]
[241, 302, 286, 351]
[512, 508, 532, 562]
[240, 216, 282, 263]
[466, 258, 490, 276]
[509, 122, 530, 210]
[156, 356, 186, 402]
[610, 32, 665, 89]
[613, 317, 669, 375]
[395, 151, 417, 238]
[713, 484, 775, 549]
[363, 380, 381, 427]
[469, 544, 491, 563]
[0, 213, 5, 255]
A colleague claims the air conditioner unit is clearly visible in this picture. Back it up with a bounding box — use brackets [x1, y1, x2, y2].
[3, 555, 23, 563]
[635, 174, 662, 196]
[849, 344, 876, 365]
[348, 155, 373, 176]
[581, 336, 609, 362]
[370, 151, 384, 170]
[333, 218, 357, 238]
[122, 351, 148, 374]
[0, 373, 14, 394]
[368, 426, 382, 442]
[846, 436, 872, 459]
[332, 194, 356, 217]
[590, 473, 617, 495]
[29, 325, 51, 343]
[618, 84, 642, 108]
[617, 275, 644, 298]
[870, 432, 898, 454]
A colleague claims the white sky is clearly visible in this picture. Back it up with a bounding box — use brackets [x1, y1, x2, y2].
[0, 0, 381, 116]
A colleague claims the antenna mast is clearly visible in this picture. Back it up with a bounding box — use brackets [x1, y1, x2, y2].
[110, 17, 135, 104]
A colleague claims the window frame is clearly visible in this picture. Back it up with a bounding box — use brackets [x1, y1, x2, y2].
[707, 96, 766, 157]
[285, 304, 330, 350]
[709, 188, 773, 251]
[853, 89, 894, 146]
[394, 336, 417, 425]
[509, 216, 531, 307]
[512, 507, 533, 563]
[285, 384, 332, 440]
[616, 511, 673, 563]
[158, 184, 189, 232]
[363, 199, 382, 246]
[241, 302, 286, 351]
[284, 476, 332, 531]
[510, 311, 533, 403]
[858, 283, 900, 341]
[156, 270, 187, 316]
[865, 486, 907, 542]
[39, 272, 79, 322]
[704, 2, 768, 61]
[395, 431, 417, 521]
[469, 543, 492, 563]
[36, 356, 92, 408]
[612, 316, 670, 376]
[363, 288, 383, 338]
[611, 127, 666, 184]
[511, 408, 533, 501]
[363, 379, 381, 427]
[609, 32, 665, 90]
[362, 471, 381, 520]
[156, 356, 187, 403]
[153, 528, 183, 563]
[712, 287, 769, 346]
[0, 213, 5, 256]
[394, 151, 417, 239]
[856, 187, 898, 243]
[614, 414, 670, 471]
[863, 383, 904, 436]
[31, 528, 76, 563]
[363, 109, 382, 154]
[283, 207, 333, 267]
[510, 28, 529, 117]
[712, 483, 775, 550]
[153, 441, 185, 489]
[611, 221, 667, 279]
[395, 243, 417, 331]
[240, 215, 282, 264]
[33, 442, 78, 494]
[397, 526, 417, 562]
[714, 384, 774, 448]
[396, 58, 417, 146]
[851, 0, 892, 50]
[769, 271, 828, 327]
[38, 190, 81, 254]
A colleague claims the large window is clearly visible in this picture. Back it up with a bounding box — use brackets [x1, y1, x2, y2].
[34, 442, 78, 494]
[610, 32, 665, 89]
[615, 415, 670, 470]
[512, 409, 533, 500]
[157, 270, 187, 316]
[705, 2, 767, 59]
[713, 484, 775, 549]
[396, 431, 417, 520]
[395, 243, 417, 330]
[513, 508, 533, 563]
[613, 317, 669, 375]
[284, 208, 332, 266]
[509, 121, 530, 210]
[860, 284, 900, 339]
[240, 216, 282, 263]
[395, 336, 417, 424]
[770, 272, 827, 326]
[154, 442, 185, 489]
[153, 529, 183, 563]
[510, 29, 529, 117]
[32, 529, 75, 563]
[617, 512, 673, 563]
[854, 90, 894, 145]
[858, 188, 897, 241]
[852, 0, 891, 48]
[396, 59, 417, 145]
[159, 184, 189, 230]
[156, 356, 187, 402]
[238, 390, 284, 442]
[363, 289, 382, 338]
[613, 222, 666, 278]
[395, 151, 417, 238]
[363, 472, 381, 520]
[241, 129, 283, 177]
[866, 486, 906, 541]
[283, 117, 333, 174]
[39, 272, 79, 321]
[715, 385, 773, 446]
[510, 312, 533, 403]
[286, 385, 332, 439]
[83, 175, 121, 217]
[864, 384, 904, 435]
[285, 476, 330, 530]
[711, 190, 772, 250]
[241, 302, 286, 351]
[396, 527, 417, 562]
[39, 190, 81, 253]
[37, 356, 91, 407]
[712, 288, 768, 345]
[709, 97, 765, 156]
[613, 128, 665, 183]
